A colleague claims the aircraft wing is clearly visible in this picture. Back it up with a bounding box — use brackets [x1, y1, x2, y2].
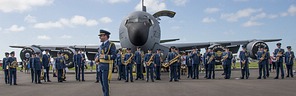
[161, 39, 282, 52]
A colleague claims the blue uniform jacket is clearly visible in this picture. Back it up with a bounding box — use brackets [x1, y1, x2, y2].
[239, 51, 249, 63]
[42, 54, 50, 68]
[274, 48, 285, 62]
[144, 53, 153, 67]
[55, 57, 64, 70]
[185, 56, 191, 66]
[154, 53, 161, 66]
[116, 54, 122, 66]
[206, 52, 216, 65]
[98, 41, 117, 63]
[190, 52, 201, 65]
[285, 51, 294, 65]
[222, 52, 233, 65]
[34, 57, 42, 70]
[2, 57, 8, 70]
[134, 51, 142, 64]
[203, 52, 208, 65]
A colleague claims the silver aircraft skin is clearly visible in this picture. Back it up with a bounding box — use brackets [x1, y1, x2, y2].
[10, 1, 282, 67]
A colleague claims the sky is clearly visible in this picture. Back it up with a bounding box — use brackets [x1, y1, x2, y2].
[0, 0, 296, 60]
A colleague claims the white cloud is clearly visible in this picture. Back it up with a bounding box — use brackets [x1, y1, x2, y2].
[0, 0, 53, 13]
[60, 35, 72, 39]
[288, 5, 296, 16]
[268, 14, 278, 19]
[34, 15, 98, 29]
[204, 8, 220, 14]
[172, 0, 188, 6]
[280, 12, 288, 17]
[37, 35, 51, 40]
[250, 12, 266, 20]
[135, 0, 166, 13]
[107, 0, 130, 4]
[221, 8, 262, 22]
[24, 14, 37, 23]
[5, 25, 25, 32]
[242, 20, 263, 27]
[99, 17, 112, 24]
[202, 17, 216, 23]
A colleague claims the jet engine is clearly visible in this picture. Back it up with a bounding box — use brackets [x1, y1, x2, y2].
[20, 47, 41, 61]
[246, 41, 269, 59]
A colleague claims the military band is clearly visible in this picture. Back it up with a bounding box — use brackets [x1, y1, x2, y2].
[167, 46, 179, 82]
[6, 51, 18, 85]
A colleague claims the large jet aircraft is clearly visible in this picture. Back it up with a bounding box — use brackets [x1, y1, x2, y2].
[10, 0, 281, 68]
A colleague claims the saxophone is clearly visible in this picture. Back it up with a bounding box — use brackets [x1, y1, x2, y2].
[40, 58, 45, 80]
[163, 54, 181, 68]
[241, 51, 248, 70]
[10, 61, 18, 68]
[207, 54, 215, 64]
[276, 50, 283, 62]
[221, 52, 229, 62]
[146, 54, 154, 67]
[259, 51, 266, 63]
[123, 53, 134, 66]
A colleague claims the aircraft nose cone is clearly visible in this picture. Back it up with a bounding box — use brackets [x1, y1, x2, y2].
[126, 23, 150, 46]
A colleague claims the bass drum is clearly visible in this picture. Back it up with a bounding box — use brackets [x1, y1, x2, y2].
[212, 45, 225, 65]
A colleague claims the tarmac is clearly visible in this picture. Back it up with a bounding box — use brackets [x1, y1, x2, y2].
[0, 69, 295, 96]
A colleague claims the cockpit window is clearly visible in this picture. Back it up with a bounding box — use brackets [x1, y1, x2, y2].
[127, 17, 149, 23]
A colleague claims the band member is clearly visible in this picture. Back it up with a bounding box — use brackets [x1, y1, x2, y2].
[273, 43, 285, 79]
[29, 53, 35, 83]
[154, 49, 162, 80]
[73, 49, 79, 81]
[34, 52, 42, 84]
[124, 48, 134, 82]
[168, 46, 178, 82]
[61, 53, 67, 81]
[42, 49, 51, 82]
[134, 47, 144, 80]
[222, 47, 233, 79]
[207, 48, 216, 79]
[144, 49, 155, 82]
[96, 29, 116, 96]
[6, 51, 17, 85]
[190, 47, 202, 79]
[79, 49, 86, 81]
[186, 52, 192, 78]
[264, 48, 270, 78]
[116, 48, 125, 80]
[55, 52, 64, 82]
[239, 45, 250, 79]
[181, 52, 188, 76]
[257, 47, 267, 79]
[175, 48, 181, 79]
[2, 52, 9, 84]
[285, 46, 294, 78]
[95, 48, 100, 83]
[203, 48, 209, 78]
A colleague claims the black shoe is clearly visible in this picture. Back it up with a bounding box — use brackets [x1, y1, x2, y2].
[152, 80, 154, 82]
[13, 83, 18, 85]
[192, 78, 195, 79]
[38, 82, 42, 84]
[286, 75, 289, 78]
[169, 80, 172, 82]
[257, 77, 261, 79]
[263, 77, 266, 79]
[82, 80, 85, 82]
[246, 77, 249, 79]
[135, 78, 138, 80]
[131, 80, 134, 82]
[48, 80, 51, 82]
[95, 80, 99, 83]
[174, 80, 179, 82]
[125, 80, 128, 82]
[274, 77, 278, 79]
[222, 73, 225, 75]
[240, 77, 244, 79]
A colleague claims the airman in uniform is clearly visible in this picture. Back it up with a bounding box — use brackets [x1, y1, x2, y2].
[55, 52, 64, 82]
[264, 47, 270, 78]
[73, 49, 79, 81]
[34, 52, 42, 84]
[190, 47, 202, 79]
[6, 51, 18, 85]
[239, 45, 250, 79]
[144, 49, 155, 82]
[207, 48, 216, 79]
[203, 48, 209, 78]
[273, 43, 285, 79]
[124, 48, 134, 82]
[168, 46, 178, 82]
[222, 47, 233, 79]
[134, 47, 144, 80]
[257, 47, 267, 79]
[96, 29, 117, 96]
[79, 49, 86, 81]
[186, 52, 192, 78]
[175, 48, 181, 79]
[42, 49, 51, 82]
[154, 49, 162, 80]
[116, 48, 125, 80]
[284, 46, 294, 78]
[2, 52, 9, 84]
